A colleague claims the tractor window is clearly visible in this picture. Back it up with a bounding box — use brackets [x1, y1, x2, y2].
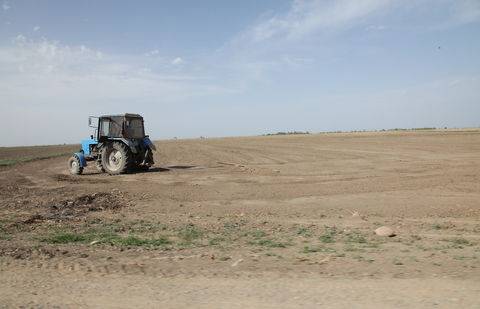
[125, 118, 144, 138]
[100, 117, 122, 137]
[100, 119, 110, 136]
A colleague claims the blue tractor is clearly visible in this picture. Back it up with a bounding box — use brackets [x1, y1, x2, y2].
[68, 113, 156, 175]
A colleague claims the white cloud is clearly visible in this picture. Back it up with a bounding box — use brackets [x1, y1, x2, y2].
[0, 36, 233, 108]
[2, 1, 10, 11]
[221, 1, 374, 85]
[33, 26, 40, 32]
[221, 0, 397, 80]
[448, 79, 461, 87]
[365, 24, 387, 31]
[231, 0, 480, 47]
[451, 0, 480, 24]
[144, 49, 159, 57]
[241, 0, 393, 43]
[171, 57, 184, 65]
[221, 0, 480, 84]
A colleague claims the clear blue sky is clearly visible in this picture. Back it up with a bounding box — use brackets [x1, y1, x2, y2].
[1, 0, 479, 146]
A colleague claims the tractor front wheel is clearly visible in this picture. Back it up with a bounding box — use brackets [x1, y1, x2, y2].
[101, 142, 132, 175]
[68, 156, 83, 175]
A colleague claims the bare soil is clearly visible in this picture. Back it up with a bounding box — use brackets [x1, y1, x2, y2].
[1, 130, 479, 308]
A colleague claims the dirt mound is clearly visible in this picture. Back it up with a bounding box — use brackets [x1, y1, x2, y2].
[19, 191, 129, 223]
[47, 191, 127, 219]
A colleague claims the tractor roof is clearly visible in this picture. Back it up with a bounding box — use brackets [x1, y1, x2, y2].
[100, 113, 143, 119]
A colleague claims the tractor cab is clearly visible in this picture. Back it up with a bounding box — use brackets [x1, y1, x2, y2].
[95, 114, 146, 140]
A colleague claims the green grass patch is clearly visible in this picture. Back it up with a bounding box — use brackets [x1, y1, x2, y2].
[345, 231, 367, 244]
[177, 224, 203, 243]
[250, 229, 267, 238]
[302, 245, 336, 253]
[249, 238, 289, 248]
[43, 232, 88, 244]
[114, 235, 171, 247]
[208, 236, 226, 246]
[0, 226, 12, 241]
[0, 221, 8, 237]
[41, 229, 172, 247]
[344, 244, 366, 252]
[296, 227, 312, 237]
[440, 237, 473, 248]
[0, 159, 17, 167]
[87, 219, 169, 235]
[246, 228, 290, 248]
[319, 226, 338, 243]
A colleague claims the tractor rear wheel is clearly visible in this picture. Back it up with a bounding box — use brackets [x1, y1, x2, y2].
[101, 142, 132, 175]
[68, 156, 83, 175]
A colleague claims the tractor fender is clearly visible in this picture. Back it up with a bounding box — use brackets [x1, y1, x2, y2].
[143, 137, 156, 151]
[108, 138, 138, 153]
[73, 152, 87, 167]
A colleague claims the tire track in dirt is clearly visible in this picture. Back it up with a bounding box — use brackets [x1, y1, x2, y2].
[1, 254, 229, 279]
[1, 258, 149, 277]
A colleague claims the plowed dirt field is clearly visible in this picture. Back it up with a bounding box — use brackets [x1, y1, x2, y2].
[1, 130, 479, 308]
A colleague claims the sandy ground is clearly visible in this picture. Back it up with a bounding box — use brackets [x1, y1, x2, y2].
[1, 130, 479, 308]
